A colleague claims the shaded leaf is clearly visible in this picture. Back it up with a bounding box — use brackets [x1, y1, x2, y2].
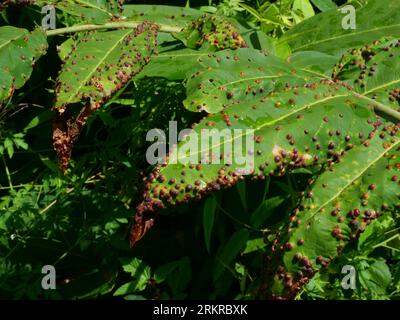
[214, 229, 248, 281]
[203, 196, 217, 253]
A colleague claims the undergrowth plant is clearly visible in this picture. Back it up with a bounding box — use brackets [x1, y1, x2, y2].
[0, 0, 399, 300]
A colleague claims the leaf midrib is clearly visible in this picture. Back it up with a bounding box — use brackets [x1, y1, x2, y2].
[281, 24, 400, 52]
[165, 93, 349, 170]
[310, 139, 399, 221]
[191, 73, 307, 104]
[165, 74, 400, 173]
[363, 79, 400, 95]
[0, 29, 27, 51]
[65, 29, 132, 105]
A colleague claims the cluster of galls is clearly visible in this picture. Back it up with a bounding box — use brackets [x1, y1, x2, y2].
[347, 207, 383, 240]
[131, 164, 247, 246]
[140, 164, 246, 209]
[332, 38, 400, 88]
[105, 0, 125, 14]
[265, 249, 323, 299]
[269, 146, 313, 177]
[183, 14, 247, 50]
[0, 0, 35, 10]
[388, 88, 400, 104]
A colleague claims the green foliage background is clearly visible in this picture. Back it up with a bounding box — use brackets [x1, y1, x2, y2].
[0, 0, 399, 300]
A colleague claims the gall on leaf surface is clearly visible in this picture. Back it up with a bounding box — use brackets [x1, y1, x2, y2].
[183, 48, 327, 113]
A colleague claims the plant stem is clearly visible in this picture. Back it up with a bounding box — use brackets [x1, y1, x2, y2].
[2, 156, 13, 192]
[46, 21, 182, 37]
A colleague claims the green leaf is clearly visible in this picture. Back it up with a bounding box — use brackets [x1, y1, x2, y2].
[278, 0, 400, 55]
[136, 80, 388, 215]
[134, 40, 400, 299]
[123, 4, 202, 28]
[36, 0, 123, 24]
[214, 229, 248, 281]
[250, 196, 286, 229]
[23, 110, 54, 132]
[39, 155, 60, 173]
[293, 0, 315, 19]
[4, 138, 14, 158]
[332, 38, 400, 111]
[54, 23, 158, 112]
[236, 182, 247, 212]
[183, 48, 318, 113]
[203, 196, 217, 253]
[243, 238, 266, 254]
[359, 259, 392, 298]
[114, 279, 148, 295]
[266, 133, 399, 298]
[310, 0, 336, 12]
[52, 22, 158, 171]
[357, 214, 396, 254]
[0, 27, 47, 105]
[154, 257, 191, 295]
[114, 258, 151, 295]
[120, 257, 150, 277]
[140, 48, 208, 81]
[287, 51, 338, 78]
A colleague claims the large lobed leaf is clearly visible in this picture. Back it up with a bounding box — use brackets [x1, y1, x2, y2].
[259, 38, 400, 298]
[131, 38, 400, 300]
[131, 78, 396, 245]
